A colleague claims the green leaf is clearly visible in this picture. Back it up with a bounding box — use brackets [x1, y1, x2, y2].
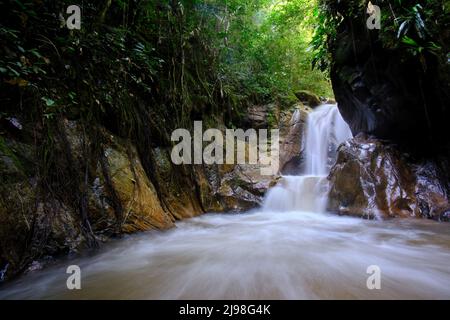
[401, 36, 418, 47]
[41, 97, 55, 106]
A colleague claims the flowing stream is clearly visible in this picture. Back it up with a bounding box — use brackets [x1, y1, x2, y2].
[1, 105, 449, 300]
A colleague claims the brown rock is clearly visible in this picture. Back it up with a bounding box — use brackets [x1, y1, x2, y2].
[217, 164, 280, 211]
[150, 147, 204, 220]
[328, 135, 450, 221]
[328, 135, 418, 219]
[415, 161, 450, 221]
[103, 142, 174, 233]
[279, 103, 312, 174]
[247, 105, 268, 129]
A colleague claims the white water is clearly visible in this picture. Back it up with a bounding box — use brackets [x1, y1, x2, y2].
[304, 104, 353, 176]
[263, 104, 352, 213]
[1, 105, 450, 300]
[0, 212, 449, 299]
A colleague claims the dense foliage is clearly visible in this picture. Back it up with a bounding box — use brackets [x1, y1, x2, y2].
[312, 0, 449, 72]
[0, 0, 332, 137]
[0, 0, 335, 279]
[0, 1, 332, 251]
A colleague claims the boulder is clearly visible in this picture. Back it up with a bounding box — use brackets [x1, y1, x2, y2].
[328, 135, 449, 220]
[216, 164, 280, 211]
[294, 90, 321, 107]
[415, 160, 450, 221]
[279, 103, 312, 174]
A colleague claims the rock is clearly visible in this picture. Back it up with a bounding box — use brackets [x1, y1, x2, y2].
[0, 136, 42, 280]
[294, 90, 321, 107]
[150, 147, 204, 220]
[216, 164, 280, 211]
[415, 160, 450, 221]
[245, 103, 279, 129]
[62, 120, 175, 233]
[102, 141, 174, 233]
[193, 164, 226, 213]
[279, 103, 311, 174]
[246, 105, 268, 129]
[328, 1, 449, 154]
[328, 135, 450, 220]
[0, 121, 177, 281]
[328, 135, 417, 219]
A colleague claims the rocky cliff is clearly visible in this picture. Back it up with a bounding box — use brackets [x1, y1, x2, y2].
[1, 100, 313, 281]
[328, 134, 450, 221]
[326, 1, 449, 155]
[323, 0, 450, 220]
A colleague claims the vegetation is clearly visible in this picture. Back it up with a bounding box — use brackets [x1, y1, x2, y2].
[0, 0, 332, 135]
[312, 0, 449, 72]
[0, 0, 333, 261]
[1, 0, 447, 195]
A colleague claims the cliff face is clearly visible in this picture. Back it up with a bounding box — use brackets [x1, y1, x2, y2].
[328, 1, 449, 155]
[324, 0, 450, 220]
[2, 102, 303, 281]
[0, 0, 283, 281]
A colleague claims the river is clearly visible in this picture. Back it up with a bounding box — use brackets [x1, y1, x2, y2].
[1, 104, 449, 300]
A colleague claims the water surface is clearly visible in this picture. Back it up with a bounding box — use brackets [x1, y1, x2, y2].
[1, 210, 449, 300]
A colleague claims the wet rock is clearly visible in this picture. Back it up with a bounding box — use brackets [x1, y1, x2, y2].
[328, 135, 450, 220]
[328, 135, 417, 219]
[279, 103, 311, 174]
[217, 164, 280, 211]
[328, 1, 449, 154]
[415, 160, 450, 221]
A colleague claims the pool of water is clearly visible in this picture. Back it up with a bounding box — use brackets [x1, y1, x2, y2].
[1, 210, 449, 300]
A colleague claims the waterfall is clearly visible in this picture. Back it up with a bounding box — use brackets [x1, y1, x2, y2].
[263, 104, 352, 212]
[3, 103, 450, 300]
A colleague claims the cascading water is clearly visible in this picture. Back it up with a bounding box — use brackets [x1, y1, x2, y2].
[263, 104, 353, 213]
[1, 104, 450, 300]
